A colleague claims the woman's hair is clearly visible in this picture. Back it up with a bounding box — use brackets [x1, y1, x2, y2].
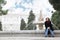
[46, 17, 50, 21]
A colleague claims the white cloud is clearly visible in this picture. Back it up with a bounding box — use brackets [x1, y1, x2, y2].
[3, 0, 16, 10]
[2, 0, 54, 21]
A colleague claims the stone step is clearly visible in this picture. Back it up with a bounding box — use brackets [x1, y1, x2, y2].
[0, 37, 60, 40]
[0, 30, 60, 37]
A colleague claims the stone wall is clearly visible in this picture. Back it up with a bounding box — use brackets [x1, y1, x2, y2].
[2, 14, 20, 31]
[0, 30, 59, 37]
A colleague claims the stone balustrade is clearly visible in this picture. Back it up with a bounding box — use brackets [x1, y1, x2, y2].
[0, 30, 59, 37]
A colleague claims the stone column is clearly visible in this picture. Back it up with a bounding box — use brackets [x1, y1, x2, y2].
[38, 10, 44, 30]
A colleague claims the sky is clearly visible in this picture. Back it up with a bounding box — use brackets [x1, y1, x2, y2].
[2, 0, 54, 21]
[1, 0, 55, 31]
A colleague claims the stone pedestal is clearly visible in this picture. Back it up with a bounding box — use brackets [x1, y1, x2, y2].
[34, 21, 44, 30]
[39, 23, 43, 30]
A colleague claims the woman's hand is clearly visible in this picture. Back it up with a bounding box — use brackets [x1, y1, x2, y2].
[48, 27, 50, 29]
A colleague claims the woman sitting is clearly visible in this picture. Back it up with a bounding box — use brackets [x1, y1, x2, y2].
[45, 17, 54, 37]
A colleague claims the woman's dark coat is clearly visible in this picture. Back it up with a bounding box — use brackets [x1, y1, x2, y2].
[45, 21, 54, 34]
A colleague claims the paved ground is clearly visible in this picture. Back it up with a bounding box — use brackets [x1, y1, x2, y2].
[0, 37, 60, 40]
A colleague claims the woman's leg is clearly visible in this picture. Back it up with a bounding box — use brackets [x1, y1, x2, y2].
[50, 30, 54, 37]
[45, 29, 48, 37]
